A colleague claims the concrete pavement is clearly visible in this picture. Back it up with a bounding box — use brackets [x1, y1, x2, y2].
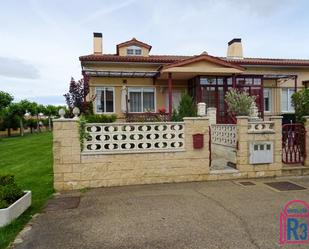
[13, 177, 309, 249]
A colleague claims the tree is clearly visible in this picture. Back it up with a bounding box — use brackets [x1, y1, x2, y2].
[225, 89, 255, 116]
[44, 105, 58, 131]
[8, 100, 32, 136]
[172, 94, 197, 121]
[64, 77, 89, 114]
[291, 88, 309, 123]
[0, 91, 13, 111]
[0, 108, 19, 136]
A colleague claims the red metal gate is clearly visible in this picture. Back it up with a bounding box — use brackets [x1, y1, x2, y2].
[282, 124, 306, 164]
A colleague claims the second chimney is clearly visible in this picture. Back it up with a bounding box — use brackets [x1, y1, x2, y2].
[227, 38, 243, 59]
[93, 32, 102, 54]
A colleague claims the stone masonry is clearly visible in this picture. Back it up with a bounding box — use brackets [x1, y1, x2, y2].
[236, 116, 283, 178]
[53, 117, 210, 191]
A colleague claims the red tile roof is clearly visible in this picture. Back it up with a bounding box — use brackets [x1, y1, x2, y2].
[163, 54, 244, 71]
[224, 57, 309, 66]
[79, 54, 191, 63]
[80, 54, 309, 67]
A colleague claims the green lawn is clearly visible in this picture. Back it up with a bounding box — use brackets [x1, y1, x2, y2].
[0, 132, 54, 249]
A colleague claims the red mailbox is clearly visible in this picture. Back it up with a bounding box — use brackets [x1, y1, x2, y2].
[193, 134, 204, 149]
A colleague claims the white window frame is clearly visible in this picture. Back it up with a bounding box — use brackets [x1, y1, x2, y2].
[95, 87, 115, 114]
[281, 88, 295, 113]
[126, 45, 142, 56]
[128, 87, 156, 113]
[263, 88, 272, 113]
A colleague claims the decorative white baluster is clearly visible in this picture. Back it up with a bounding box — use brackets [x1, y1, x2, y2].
[83, 122, 185, 154]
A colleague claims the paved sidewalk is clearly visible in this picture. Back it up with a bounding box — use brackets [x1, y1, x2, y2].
[13, 177, 309, 249]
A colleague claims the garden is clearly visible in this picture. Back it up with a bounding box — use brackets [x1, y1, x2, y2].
[0, 133, 53, 249]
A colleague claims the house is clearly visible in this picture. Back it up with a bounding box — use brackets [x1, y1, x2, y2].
[80, 33, 309, 123]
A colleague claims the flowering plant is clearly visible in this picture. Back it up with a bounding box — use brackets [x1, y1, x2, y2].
[158, 108, 166, 114]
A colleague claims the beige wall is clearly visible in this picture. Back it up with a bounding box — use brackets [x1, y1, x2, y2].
[118, 46, 149, 57]
[84, 62, 309, 118]
[89, 77, 187, 119]
[236, 116, 282, 177]
[53, 118, 210, 191]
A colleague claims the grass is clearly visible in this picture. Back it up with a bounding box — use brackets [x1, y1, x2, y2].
[0, 132, 53, 249]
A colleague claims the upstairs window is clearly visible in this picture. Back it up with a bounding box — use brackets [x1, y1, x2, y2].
[127, 46, 142, 56]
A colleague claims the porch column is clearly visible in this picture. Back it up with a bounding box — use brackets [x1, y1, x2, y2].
[232, 74, 236, 88]
[168, 72, 173, 114]
[294, 75, 298, 93]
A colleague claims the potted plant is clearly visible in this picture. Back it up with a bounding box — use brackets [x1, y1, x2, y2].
[0, 175, 31, 227]
[225, 89, 256, 118]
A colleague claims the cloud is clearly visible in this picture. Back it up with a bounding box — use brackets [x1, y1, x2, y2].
[0, 57, 40, 79]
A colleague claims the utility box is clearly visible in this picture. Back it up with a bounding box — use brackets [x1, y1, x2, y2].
[249, 141, 273, 164]
[193, 134, 204, 149]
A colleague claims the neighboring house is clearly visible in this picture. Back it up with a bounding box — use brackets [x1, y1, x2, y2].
[80, 33, 309, 123]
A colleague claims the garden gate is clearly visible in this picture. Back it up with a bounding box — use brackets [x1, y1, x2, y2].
[282, 124, 306, 165]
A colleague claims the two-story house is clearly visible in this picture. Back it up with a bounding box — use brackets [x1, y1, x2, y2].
[80, 33, 309, 123]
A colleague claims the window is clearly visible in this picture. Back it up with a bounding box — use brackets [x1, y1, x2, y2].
[263, 88, 272, 112]
[95, 87, 115, 113]
[128, 87, 155, 112]
[165, 91, 182, 112]
[281, 88, 295, 112]
[126, 46, 142, 56]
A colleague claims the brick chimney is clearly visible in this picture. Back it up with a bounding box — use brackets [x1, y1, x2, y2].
[227, 38, 243, 59]
[93, 32, 102, 54]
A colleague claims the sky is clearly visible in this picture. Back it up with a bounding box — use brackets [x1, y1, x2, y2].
[1, 0, 309, 105]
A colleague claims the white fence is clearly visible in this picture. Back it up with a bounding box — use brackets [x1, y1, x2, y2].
[211, 124, 237, 148]
[83, 122, 185, 154]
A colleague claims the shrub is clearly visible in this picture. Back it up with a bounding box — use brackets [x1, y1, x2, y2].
[291, 88, 309, 123]
[225, 89, 255, 116]
[172, 94, 197, 121]
[0, 175, 24, 209]
[85, 114, 117, 123]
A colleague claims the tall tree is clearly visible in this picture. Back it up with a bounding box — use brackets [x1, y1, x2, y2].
[8, 100, 32, 136]
[0, 91, 13, 111]
[44, 105, 58, 131]
[64, 77, 89, 114]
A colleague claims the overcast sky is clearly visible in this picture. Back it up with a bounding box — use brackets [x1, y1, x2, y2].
[1, 0, 309, 105]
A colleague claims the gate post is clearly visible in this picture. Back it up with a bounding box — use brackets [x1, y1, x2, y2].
[305, 116, 309, 167]
[270, 116, 283, 171]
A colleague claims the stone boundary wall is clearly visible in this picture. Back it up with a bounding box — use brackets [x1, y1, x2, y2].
[53, 117, 210, 191]
[236, 116, 283, 178]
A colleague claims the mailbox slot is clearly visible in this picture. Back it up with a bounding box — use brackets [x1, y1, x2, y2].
[193, 134, 204, 149]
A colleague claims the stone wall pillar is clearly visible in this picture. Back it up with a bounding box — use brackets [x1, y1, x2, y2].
[207, 107, 217, 125]
[197, 102, 206, 116]
[53, 119, 81, 191]
[304, 116, 309, 167]
[235, 116, 249, 172]
[270, 116, 283, 173]
[183, 117, 210, 165]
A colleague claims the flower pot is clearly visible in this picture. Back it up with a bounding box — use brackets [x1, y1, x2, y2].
[0, 191, 32, 227]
